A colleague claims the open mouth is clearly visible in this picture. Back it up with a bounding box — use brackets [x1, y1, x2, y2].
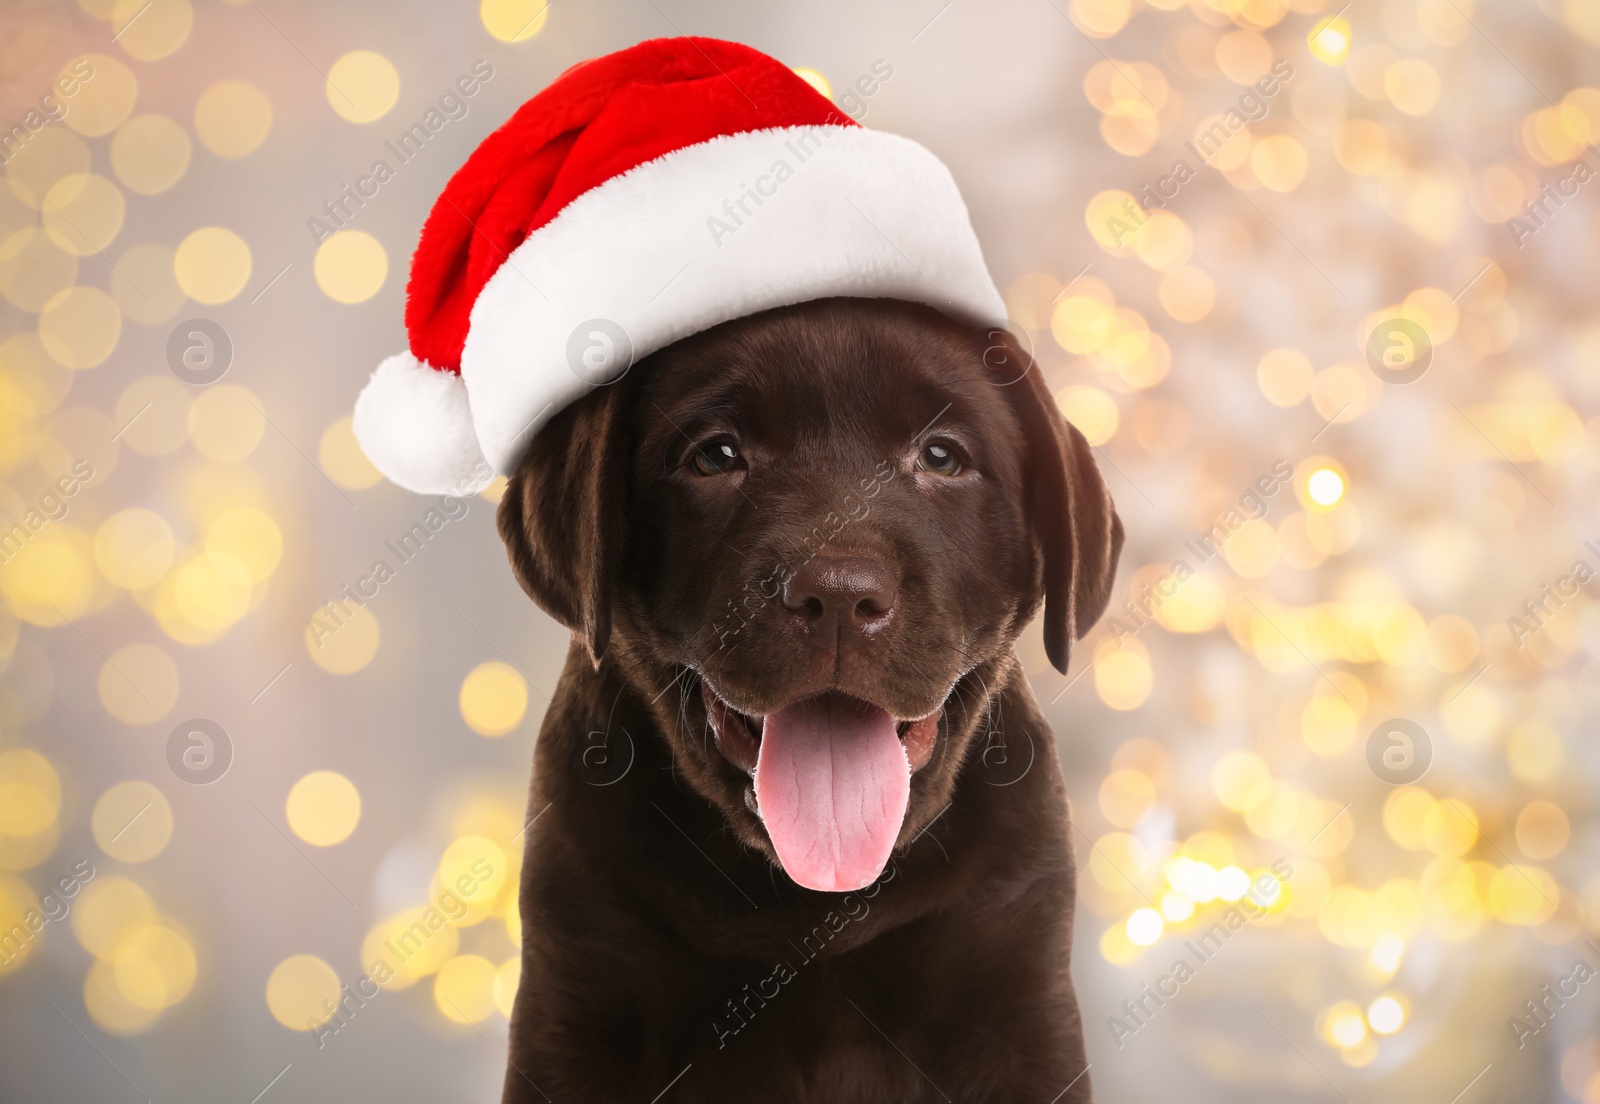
[701, 681, 943, 893]
[701, 682, 942, 777]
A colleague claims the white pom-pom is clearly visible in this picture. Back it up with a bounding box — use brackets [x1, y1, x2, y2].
[352, 352, 494, 496]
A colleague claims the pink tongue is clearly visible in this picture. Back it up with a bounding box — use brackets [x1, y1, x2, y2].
[755, 694, 910, 892]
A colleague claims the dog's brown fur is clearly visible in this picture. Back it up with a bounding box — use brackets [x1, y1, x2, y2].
[495, 299, 1122, 1103]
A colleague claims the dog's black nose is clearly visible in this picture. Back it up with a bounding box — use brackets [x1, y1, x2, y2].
[782, 556, 897, 629]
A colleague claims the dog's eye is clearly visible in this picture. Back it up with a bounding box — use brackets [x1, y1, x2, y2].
[690, 439, 743, 476]
[916, 440, 963, 476]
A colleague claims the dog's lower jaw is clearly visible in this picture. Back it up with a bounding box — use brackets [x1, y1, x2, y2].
[501, 643, 1094, 1104]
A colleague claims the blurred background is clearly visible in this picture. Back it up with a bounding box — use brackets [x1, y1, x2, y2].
[0, 0, 1597, 1100]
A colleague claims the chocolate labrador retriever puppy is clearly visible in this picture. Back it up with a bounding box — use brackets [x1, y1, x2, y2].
[495, 297, 1122, 1103]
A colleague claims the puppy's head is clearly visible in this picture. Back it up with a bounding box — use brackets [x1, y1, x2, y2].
[498, 298, 1122, 891]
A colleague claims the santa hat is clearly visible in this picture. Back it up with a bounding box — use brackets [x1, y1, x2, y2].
[353, 36, 1005, 495]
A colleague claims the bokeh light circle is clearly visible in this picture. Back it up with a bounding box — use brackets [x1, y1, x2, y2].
[286, 771, 361, 846]
[326, 51, 401, 123]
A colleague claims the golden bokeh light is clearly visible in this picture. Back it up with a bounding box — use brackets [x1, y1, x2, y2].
[481, 0, 550, 42]
[1243, 779, 1300, 839]
[286, 770, 361, 847]
[1257, 348, 1314, 407]
[327, 51, 402, 124]
[1309, 17, 1352, 65]
[0, 333, 72, 417]
[266, 954, 342, 1030]
[1099, 921, 1138, 965]
[1125, 907, 1164, 947]
[1212, 752, 1270, 812]
[85, 956, 161, 1034]
[1, 229, 80, 312]
[362, 908, 460, 990]
[1056, 385, 1119, 447]
[306, 603, 380, 674]
[61, 55, 139, 137]
[459, 661, 529, 737]
[110, 114, 192, 195]
[95, 508, 177, 589]
[113, 375, 190, 456]
[314, 231, 388, 304]
[1368, 994, 1406, 1035]
[72, 875, 155, 957]
[0, 749, 61, 843]
[437, 835, 509, 925]
[1070, 0, 1131, 39]
[319, 415, 383, 489]
[1423, 799, 1478, 858]
[1152, 571, 1223, 633]
[105, 918, 200, 1019]
[1221, 519, 1279, 578]
[1085, 189, 1141, 256]
[1251, 135, 1308, 192]
[791, 68, 831, 101]
[173, 227, 251, 305]
[1306, 467, 1346, 507]
[1514, 800, 1570, 861]
[41, 172, 124, 256]
[91, 780, 174, 863]
[97, 642, 179, 726]
[1384, 59, 1442, 116]
[435, 954, 499, 1023]
[1507, 723, 1563, 782]
[1325, 1000, 1368, 1048]
[1487, 865, 1559, 926]
[1215, 28, 1273, 83]
[1052, 291, 1115, 355]
[194, 80, 273, 159]
[1093, 636, 1153, 711]
[38, 285, 122, 369]
[0, 528, 96, 626]
[111, 0, 194, 61]
[204, 507, 282, 582]
[171, 551, 252, 632]
[1131, 211, 1192, 271]
[6, 126, 91, 209]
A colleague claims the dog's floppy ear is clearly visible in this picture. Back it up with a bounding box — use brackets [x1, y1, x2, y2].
[496, 385, 630, 665]
[994, 334, 1125, 675]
